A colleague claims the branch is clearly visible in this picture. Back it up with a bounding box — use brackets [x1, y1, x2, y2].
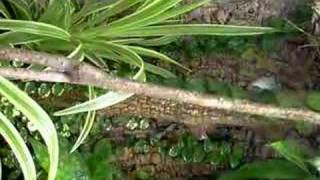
[0, 47, 319, 125]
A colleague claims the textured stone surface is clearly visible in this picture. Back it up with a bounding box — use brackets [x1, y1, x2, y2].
[186, 0, 308, 25]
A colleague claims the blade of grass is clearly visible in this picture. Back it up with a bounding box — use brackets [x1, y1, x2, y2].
[108, 0, 182, 29]
[8, 0, 32, 20]
[84, 41, 175, 78]
[269, 140, 311, 174]
[126, 45, 190, 71]
[84, 51, 108, 68]
[0, 76, 59, 180]
[70, 86, 96, 153]
[142, 0, 210, 26]
[39, 0, 73, 30]
[54, 42, 147, 115]
[0, 19, 71, 41]
[0, 32, 45, 45]
[83, 0, 182, 36]
[0, 112, 36, 180]
[72, 0, 114, 23]
[100, 0, 143, 18]
[99, 24, 278, 38]
[135, 36, 178, 46]
[0, 2, 10, 19]
[84, 41, 145, 78]
[55, 91, 133, 116]
[80, 0, 143, 28]
[218, 159, 313, 180]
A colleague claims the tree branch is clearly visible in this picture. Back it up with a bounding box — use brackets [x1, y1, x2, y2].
[0, 47, 319, 125]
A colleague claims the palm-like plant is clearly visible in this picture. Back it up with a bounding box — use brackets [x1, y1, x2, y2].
[0, 0, 277, 179]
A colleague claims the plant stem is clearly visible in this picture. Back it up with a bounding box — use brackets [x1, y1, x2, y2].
[0, 47, 319, 125]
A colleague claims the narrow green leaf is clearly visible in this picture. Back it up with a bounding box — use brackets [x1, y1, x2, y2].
[0, 19, 71, 41]
[84, 52, 108, 68]
[108, 0, 182, 29]
[135, 36, 178, 46]
[80, 0, 144, 28]
[0, 2, 10, 19]
[137, 0, 154, 11]
[72, 0, 114, 23]
[0, 32, 45, 45]
[70, 86, 96, 153]
[39, 0, 73, 30]
[54, 43, 148, 115]
[0, 112, 36, 180]
[8, 0, 32, 20]
[127, 45, 190, 71]
[55, 91, 133, 116]
[269, 140, 310, 173]
[96, 51, 176, 78]
[94, 24, 278, 38]
[109, 38, 145, 45]
[218, 159, 313, 180]
[142, 0, 210, 26]
[144, 62, 176, 78]
[85, 41, 145, 79]
[0, 76, 59, 180]
[85, 0, 182, 35]
[101, 0, 143, 19]
[84, 41, 175, 78]
[67, 43, 84, 61]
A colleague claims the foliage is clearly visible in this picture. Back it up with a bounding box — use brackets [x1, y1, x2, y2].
[219, 159, 313, 180]
[306, 92, 320, 112]
[31, 137, 121, 180]
[0, 0, 277, 178]
[0, 76, 58, 180]
[219, 140, 320, 180]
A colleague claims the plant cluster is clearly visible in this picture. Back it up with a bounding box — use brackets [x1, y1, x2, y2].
[2, 0, 316, 179]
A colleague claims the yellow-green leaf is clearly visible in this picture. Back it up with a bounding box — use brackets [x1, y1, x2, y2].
[0, 112, 36, 180]
[0, 76, 59, 180]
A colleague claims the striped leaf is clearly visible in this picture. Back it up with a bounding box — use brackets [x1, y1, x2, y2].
[0, 19, 71, 41]
[0, 112, 36, 180]
[0, 76, 59, 180]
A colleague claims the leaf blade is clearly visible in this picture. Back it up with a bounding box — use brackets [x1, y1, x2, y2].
[0, 76, 59, 180]
[70, 86, 96, 153]
[0, 112, 36, 180]
[0, 19, 71, 41]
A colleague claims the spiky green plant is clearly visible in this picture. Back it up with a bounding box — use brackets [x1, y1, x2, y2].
[0, 0, 277, 179]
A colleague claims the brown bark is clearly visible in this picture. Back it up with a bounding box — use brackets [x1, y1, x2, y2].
[99, 95, 286, 128]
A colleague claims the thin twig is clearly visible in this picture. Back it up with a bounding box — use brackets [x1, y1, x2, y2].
[0, 47, 319, 125]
